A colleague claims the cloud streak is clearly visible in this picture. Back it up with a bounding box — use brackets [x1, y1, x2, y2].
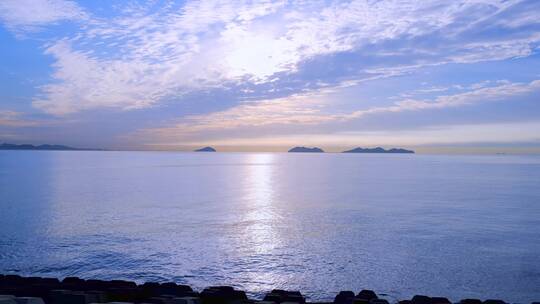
[136, 79, 540, 144]
[0, 111, 41, 127]
[0, 0, 86, 33]
[0, 0, 533, 115]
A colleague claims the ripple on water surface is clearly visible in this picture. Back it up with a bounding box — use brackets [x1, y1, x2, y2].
[0, 151, 540, 302]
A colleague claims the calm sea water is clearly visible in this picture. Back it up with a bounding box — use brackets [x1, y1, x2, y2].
[1, 151, 539, 302]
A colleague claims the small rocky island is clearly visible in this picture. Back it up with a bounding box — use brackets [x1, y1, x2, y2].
[288, 146, 324, 153]
[194, 146, 216, 152]
[343, 147, 414, 153]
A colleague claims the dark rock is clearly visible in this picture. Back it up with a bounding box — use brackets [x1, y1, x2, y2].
[139, 282, 162, 297]
[431, 297, 451, 304]
[106, 286, 142, 302]
[357, 290, 378, 301]
[334, 291, 355, 304]
[4, 275, 23, 284]
[411, 295, 432, 304]
[233, 290, 248, 300]
[173, 296, 201, 304]
[263, 290, 305, 304]
[61, 277, 83, 284]
[85, 290, 108, 303]
[483, 300, 506, 304]
[263, 294, 282, 303]
[201, 286, 247, 304]
[85, 279, 108, 291]
[284, 294, 304, 303]
[60, 277, 86, 290]
[177, 285, 194, 292]
[10, 297, 45, 304]
[49, 290, 87, 304]
[370, 299, 389, 304]
[24, 278, 41, 285]
[22, 284, 54, 300]
[270, 290, 287, 296]
[161, 282, 181, 295]
[110, 280, 137, 289]
[460, 299, 482, 304]
[147, 296, 173, 304]
[39, 278, 60, 286]
[0, 295, 16, 304]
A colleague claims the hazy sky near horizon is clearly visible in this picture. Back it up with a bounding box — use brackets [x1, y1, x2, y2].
[0, 0, 539, 151]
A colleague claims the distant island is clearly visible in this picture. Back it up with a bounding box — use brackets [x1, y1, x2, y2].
[195, 146, 216, 152]
[0, 143, 88, 151]
[343, 147, 414, 154]
[288, 146, 324, 153]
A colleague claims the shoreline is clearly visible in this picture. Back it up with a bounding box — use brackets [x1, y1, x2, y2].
[1, 274, 535, 304]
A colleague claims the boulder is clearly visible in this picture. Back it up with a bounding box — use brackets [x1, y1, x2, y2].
[0, 295, 16, 304]
[172, 297, 201, 304]
[0, 298, 16, 304]
[61, 278, 86, 291]
[86, 280, 109, 291]
[431, 298, 450, 304]
[334, 291, 355, 304]
[146, 297, 172, 304]
[411, 295, 431, 304]
[13, 297, 45, 304]
[356, 291, 377, 301]
[263, 290, 304, 304]
[49, 290, 88, 304]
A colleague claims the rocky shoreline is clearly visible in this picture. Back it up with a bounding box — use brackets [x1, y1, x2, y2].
[0, 274, 536, 304]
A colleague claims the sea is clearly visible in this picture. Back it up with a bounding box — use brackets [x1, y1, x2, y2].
[1, 151, 539, 302]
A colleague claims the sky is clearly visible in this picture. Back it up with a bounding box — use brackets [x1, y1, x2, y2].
[0, 0, 539, 153]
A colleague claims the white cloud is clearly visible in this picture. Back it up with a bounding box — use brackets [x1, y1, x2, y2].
[346, 79, 540, 119]
[1, 0, 535, 115]
[0, 110, 41, 127]
[135, 79, 540, 144]
[136, 92, 337, 142]
[0, 0, 86, 33]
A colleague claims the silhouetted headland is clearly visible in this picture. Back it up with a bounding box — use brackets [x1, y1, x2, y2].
[288, 146, 324, 153]
[343, 147, 414, 154]
[194, 146, 216, 152]
[0, 274, 531, 304]
[0, 143, 98, 151]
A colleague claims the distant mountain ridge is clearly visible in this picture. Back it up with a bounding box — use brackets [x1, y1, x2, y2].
[0, 143, 93, 151]
[288, 146, 324, 153]
[343, 147, 414, 153]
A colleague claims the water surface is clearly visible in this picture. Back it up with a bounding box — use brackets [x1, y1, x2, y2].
[1, 151, 539, 302]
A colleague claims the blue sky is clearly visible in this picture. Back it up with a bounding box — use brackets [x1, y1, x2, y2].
[0, 0, 539, 152]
